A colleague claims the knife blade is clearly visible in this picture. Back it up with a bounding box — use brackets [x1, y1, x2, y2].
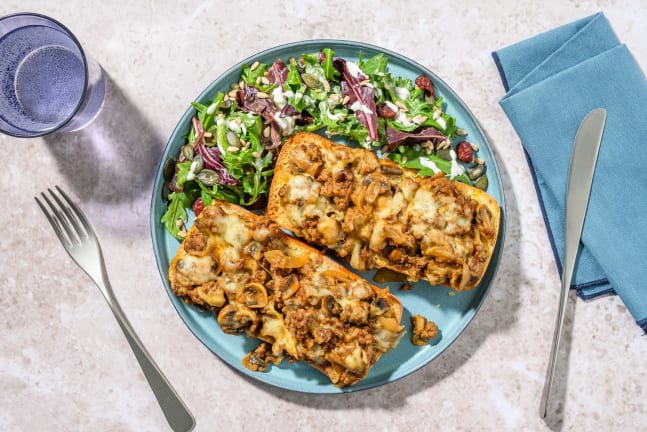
[539, 108, 606, 418]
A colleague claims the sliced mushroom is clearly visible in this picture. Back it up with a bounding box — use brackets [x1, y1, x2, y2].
[316, 218, 343, 245]
[369, 297, 389, 318]
[217, 304, 258, 335]
[322, 295, 342, 316]
[236, 283, 269, 308]
[242, 241, 263, 261]
[278, 274, 300, 300]
[242, 343, 272, 372]
[289, 154, 322, 177]
[362, 173, 390, 204]
[264, 249, 309, 269]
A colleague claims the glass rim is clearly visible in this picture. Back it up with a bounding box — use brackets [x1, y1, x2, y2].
[0, 12, 90, 138]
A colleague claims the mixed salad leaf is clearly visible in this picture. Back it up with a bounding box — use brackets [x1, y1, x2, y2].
[161, 48, 485, 240]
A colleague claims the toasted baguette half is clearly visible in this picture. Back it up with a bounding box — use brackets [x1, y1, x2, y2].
[267, 132, 501, 291]
[169, 200, 405, 387]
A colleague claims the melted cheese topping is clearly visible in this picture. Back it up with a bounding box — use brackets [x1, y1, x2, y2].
[270, 134, 499, 291]
[168, 201, 405, 387]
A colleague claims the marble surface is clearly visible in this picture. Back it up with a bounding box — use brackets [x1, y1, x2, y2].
[1, 1, 646, 431]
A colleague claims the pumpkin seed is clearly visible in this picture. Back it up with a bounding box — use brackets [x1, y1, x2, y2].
[197, 169, 220, 187]
[474, 175, 489, 190]
[220, 99, 234, 110]
[436, 148, 452, 161]
[181, 145, 194, 161]
[467, 164, 486, 181]
[192, 154, 204, 173]
[226, 130, 240, 147]
[301, 73, 322, 89]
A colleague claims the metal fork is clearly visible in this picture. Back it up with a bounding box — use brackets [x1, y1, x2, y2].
[35, 186, 195, 432]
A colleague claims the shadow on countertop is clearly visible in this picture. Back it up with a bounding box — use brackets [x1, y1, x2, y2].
[43, 71, 166, 237]
[542, 290, 577, 432]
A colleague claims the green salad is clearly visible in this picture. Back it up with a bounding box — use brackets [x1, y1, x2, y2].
[161, 48, 487, 240]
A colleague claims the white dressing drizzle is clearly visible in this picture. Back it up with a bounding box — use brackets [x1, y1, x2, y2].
[449, 149, 466, 179]
[419, 157, 441, 174]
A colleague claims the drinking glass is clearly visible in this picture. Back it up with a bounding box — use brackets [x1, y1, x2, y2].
[0, 13, 105, 137]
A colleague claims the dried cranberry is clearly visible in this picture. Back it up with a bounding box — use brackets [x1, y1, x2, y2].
[456, 141, 474, 163]
[192, 197, 205, 216]
[376, 102, 397, 119]
[415, 75, 435, 99]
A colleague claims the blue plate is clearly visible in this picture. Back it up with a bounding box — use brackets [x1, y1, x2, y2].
[150, 40, 506, 393]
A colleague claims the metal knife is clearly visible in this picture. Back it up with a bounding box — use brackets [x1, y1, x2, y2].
[539, 108, 606, 418]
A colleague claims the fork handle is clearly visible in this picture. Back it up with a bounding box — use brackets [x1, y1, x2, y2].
[99, 279, 195, 432]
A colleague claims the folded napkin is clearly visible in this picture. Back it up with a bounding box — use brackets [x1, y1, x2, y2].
[492, 12, 647, 333]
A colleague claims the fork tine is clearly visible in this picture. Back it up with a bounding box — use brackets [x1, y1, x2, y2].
[40, 190, 78, 246]
[35, 195, 71, 248]
[55, 186, 96, 238]
[48, 187, 88, 241]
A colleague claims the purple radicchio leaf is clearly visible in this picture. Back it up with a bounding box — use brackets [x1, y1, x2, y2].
[333, 58, 378, 141]
[195, 143, 239, 185]
[191, 117, 239, 185]
[268, 59, 288, 87]
[269, 122, 282, 151]
[280, 104, 299, 117]
[236, 85, 275, 121]
[386, 125, 446, 150]
[236, 84, 297, 135]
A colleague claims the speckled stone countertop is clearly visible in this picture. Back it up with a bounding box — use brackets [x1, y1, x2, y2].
[1, 1, 646, 431]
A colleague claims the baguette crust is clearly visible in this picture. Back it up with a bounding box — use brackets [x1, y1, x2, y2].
[267, 132, 501, 291]
[169, 200, 405, 386]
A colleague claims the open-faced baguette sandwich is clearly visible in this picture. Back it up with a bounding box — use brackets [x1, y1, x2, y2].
[169, 200, 405, 387]
[267, 132, 501, 291]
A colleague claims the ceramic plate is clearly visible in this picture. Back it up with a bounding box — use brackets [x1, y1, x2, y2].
[151, 40, 506, 393]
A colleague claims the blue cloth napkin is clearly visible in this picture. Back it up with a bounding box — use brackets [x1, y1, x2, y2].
[492, 12, 647, 333]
